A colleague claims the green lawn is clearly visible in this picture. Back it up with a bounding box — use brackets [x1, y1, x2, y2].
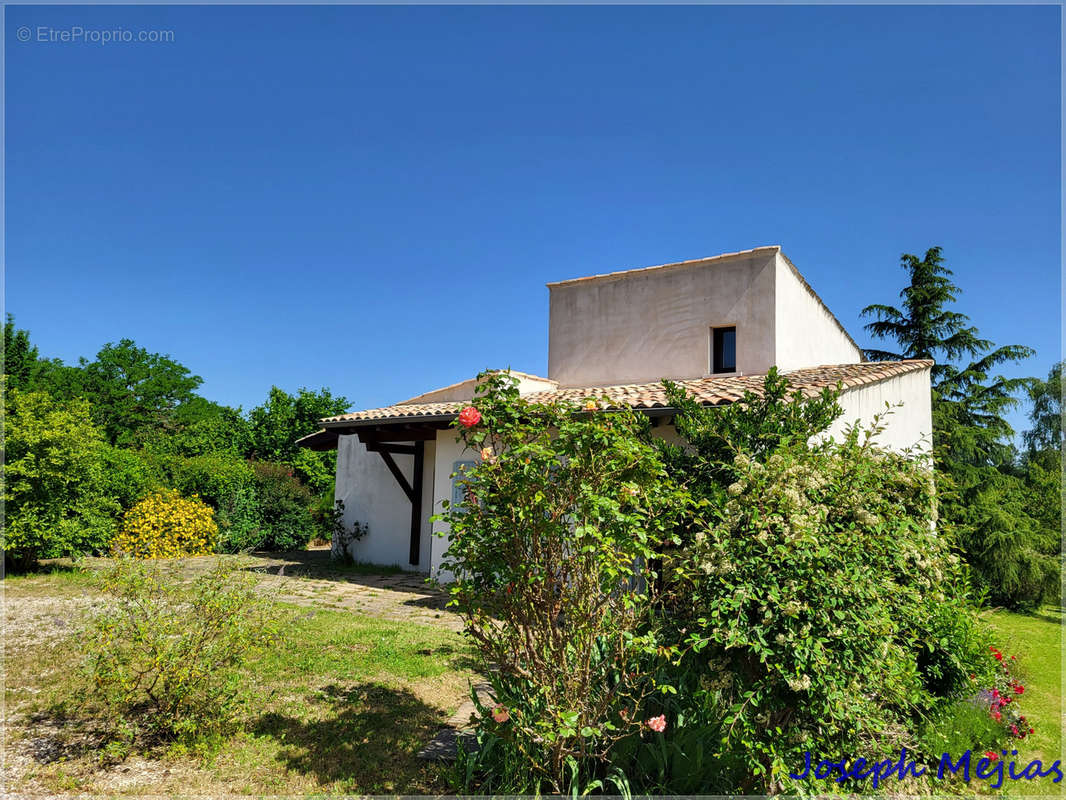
[987, 606, 1063, 797]
[5, 563, 1062, 796]
[4, 564, 476, 795]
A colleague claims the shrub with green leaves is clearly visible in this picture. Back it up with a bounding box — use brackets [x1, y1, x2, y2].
[79, 558, 277, 743]
[2, 388, 119, 570]
[662, 426, 992, 792]
[250, 461, 317, 551]
[447, 369, 999, 795]
[163, 452, 264, 552]
[437, 372, 689, 793]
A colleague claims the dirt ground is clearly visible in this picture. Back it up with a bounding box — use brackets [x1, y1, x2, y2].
[2, 550, 467, 796]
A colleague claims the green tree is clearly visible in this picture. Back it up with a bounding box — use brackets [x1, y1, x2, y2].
[141, 396, 251, 458]
[1023, 361, 1062, 459]
[2, 388, 119, 570]
[2, 314, 43, 390]
[862, 247, 1052, 609]
[248, 386, 349, 494]
[80, 340, 203, 446]
[861, 247, 1034, 469]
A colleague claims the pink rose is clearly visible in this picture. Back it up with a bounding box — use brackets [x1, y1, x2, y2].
[491, 705, 510, 723]
[459, 406, 481, 428]
[646, 715, 666, 733]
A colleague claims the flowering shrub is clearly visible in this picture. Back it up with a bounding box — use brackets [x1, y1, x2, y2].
[111, 489, 217, 558]
[437, 371, 689, 792]
[447, 369, 998, 795]
[983, 647, 1033, 740]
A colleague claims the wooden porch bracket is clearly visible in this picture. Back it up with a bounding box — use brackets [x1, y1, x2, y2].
[370, 439, 427, 567]
[377, 450, 414, 503]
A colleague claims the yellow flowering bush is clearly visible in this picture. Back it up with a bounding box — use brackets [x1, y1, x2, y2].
[112, 489, 217, 558]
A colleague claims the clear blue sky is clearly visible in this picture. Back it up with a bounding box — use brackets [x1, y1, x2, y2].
[6, 5, 1061, 436]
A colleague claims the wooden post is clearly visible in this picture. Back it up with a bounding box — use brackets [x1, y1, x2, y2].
[408, 440, 425, 566]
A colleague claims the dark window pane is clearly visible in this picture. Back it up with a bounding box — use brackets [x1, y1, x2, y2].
[713, 327, 736, 373]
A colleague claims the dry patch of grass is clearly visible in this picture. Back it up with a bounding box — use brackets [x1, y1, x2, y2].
[4, 560, 476, 796]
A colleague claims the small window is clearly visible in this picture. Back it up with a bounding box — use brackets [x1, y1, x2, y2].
[712, 326, 736, 374]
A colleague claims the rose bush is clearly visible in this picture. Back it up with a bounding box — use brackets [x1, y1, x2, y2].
[446, 369, 1004, 795]
[438, 371, 689, 792]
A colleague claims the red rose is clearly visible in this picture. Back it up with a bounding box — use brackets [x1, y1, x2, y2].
[1030, 728, 1035, 734]
[993, 711, 1002, 722]
[1014, 685, 1024, 694]
[994, 652, 1003, 661]
[985, 751, 999, 762]
[458, 406, 481, 428]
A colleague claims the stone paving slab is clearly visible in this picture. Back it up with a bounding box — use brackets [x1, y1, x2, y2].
[151, 549, 464, 631]
[417, 683, 494, 762]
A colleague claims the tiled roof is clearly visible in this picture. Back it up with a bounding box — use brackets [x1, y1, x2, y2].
[317, 360, 933, 428]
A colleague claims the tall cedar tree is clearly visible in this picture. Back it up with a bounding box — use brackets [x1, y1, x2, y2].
[862, 247, 1057, 609]
[862, 246, 1034, 469]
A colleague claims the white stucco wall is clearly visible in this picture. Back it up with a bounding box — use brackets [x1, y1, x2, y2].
[333, 434, 436, 571]
[817, 368, 933, 455]
[338, 368, 930, 579]
[547, 249, 779, 387]
[773, 253, 864, 371]
[428, 430, 479, 581]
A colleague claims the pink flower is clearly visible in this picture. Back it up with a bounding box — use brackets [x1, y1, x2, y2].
[1012, 725, 1020, 736]
[646, 714, 667, 733]
[458, 406, 482, 428]
[992, 689, 1000, 699]
[993, 711, 1002, 722]
[985, 751, 999, 762]
[491, 705, 510, 723]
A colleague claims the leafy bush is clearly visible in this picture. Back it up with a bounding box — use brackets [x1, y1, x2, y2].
[112, 489, 218, 558]
[436, 372, 689, 792]
[164, 453, 264, 553]
[99, 444, 161, 511]
[79, 558, 277, 742]
[446, 370, 1001, 795]
[250, 461, 316, 551]
[2, 388, 119, 570]
[661, 426, 992, 791]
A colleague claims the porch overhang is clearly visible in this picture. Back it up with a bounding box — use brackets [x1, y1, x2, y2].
[299, 419, 453, 568]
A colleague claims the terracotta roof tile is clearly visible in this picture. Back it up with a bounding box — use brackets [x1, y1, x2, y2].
[317, 360, 933, 429]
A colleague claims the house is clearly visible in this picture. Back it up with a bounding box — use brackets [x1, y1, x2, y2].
[298, 246, 933, 577]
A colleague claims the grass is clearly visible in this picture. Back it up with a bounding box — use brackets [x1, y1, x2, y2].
[6, 560, 1062, 796]
[986, 605, 1064, 797]
[4, 563, 475, 795]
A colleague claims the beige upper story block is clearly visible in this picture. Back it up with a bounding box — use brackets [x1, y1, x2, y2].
[546, 246, 863, 387]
